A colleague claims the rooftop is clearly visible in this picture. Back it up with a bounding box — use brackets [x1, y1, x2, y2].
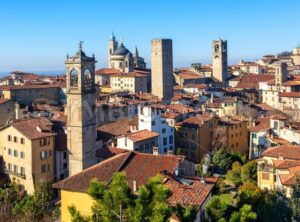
[126, 129, 159, 142]
[53, 151, 183, 192]
[6, 117, 56, 140]
[262, 145, 300, 160]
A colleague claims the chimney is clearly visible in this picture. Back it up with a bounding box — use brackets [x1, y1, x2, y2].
[133, 180, 137, 192]
[167, 149, 174, 155]
[153, 146, 159, 155]
[15, 102, 20, 120]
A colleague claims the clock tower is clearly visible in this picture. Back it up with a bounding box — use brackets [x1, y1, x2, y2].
[212, 39, 228, 84]
[66, 42, 97, 176]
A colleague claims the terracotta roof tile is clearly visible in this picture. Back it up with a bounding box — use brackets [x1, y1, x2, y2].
[126, 129, 159, 142]
[236, 74, 274, 89]
[0, 98, 12, 105]
[0, 83, 63, 91]
[97, 118, 132, 142]
[95, 68, 122, 75]
[53, 152, 183, 192]
[279, 92, 300, 98]
[249, 117, 271, 132]
[96, 147, 128, 160]
[7, 117, 56, 140]
[177, 113, 214, 128]
[162, 171, 217, 207]
[262, 145, 300, 160]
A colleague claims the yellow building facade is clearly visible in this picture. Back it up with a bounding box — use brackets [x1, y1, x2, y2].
[257, 145, 300, 197]
[61, 190, 94, 222]
[175, 114, 218, 163]
[0, 117, 56, 194]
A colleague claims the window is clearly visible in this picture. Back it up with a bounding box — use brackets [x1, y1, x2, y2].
[14, 136, 17, 143]
[40, 150, 47, 160]
[13, 165, 18, 173]
[252, 133, 257, 139]
[40, 138, 47, 146]
[49, 150, 52, 157]
[191, 143, 196, 150]
[162, 128, 166, 134]
[47, 164, 51, 172]
[20, 167, 25, 176]
[151, 121, 155, 126]
[8, 135, 11, 141]
[138, 145, 144, 151]
[8, 148, 12, 155]
[8, 163, 12, 171]
[20, 151, 25, 159]
[169, 136, 173, 144]
[163, 137, 167, 146]
[63, 151, 67, 159]
[145, 143, 149, 150]
[41, 164, 46, 173]
[13, 150, 18, 157]
[20, 138, 25, 144]
[262, 173, 270, 180]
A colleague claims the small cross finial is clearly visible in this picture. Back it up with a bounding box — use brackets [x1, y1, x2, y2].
[121, 36, 124, 44]
[79, 41, 83, 51]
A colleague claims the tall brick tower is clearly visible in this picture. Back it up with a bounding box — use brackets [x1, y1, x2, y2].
[65, 42, 97, 176]
[151, 39, 174, 102]
[212, 39, 228, 83]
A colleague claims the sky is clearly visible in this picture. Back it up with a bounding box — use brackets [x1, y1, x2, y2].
[0, 0, 300, 73]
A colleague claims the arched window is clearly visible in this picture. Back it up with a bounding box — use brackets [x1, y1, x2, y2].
[84, 69, 92, 90]
[70, 68, 78, 88]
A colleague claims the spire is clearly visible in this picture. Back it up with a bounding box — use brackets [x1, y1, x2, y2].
[121, 36, 124, 45]
[134, 46, 139, 57]
[79, 41, 83, 52]
[111, 32, 115, 41]
[76, 41, 86, 57]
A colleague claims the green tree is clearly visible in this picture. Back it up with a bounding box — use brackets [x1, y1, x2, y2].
[212, 148, 233, 171]
[240, 161, 257, 183]
[291, 176, 300, 221]
[226, 162, 242, 186]
[69, 172, 173, 222]
[256, 191, 293, 222]
[206, 196, 229, 222]
[0, 182, 23, 221]
[13, 181, 53, 220]
[229, 204, 257, 222]
[231, 152, 247, 165]
[237, 181, 263, 207]
[175, 204, 198, 222]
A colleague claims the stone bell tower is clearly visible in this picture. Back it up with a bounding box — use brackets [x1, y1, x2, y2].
[212, 39, 228, 84]
[66, 42, 97, 176]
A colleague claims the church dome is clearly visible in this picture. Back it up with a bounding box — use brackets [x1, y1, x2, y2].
[113, 43, 132, 56]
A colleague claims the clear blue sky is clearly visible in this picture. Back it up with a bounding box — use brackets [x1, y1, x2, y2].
[0, 0, 299, 72]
